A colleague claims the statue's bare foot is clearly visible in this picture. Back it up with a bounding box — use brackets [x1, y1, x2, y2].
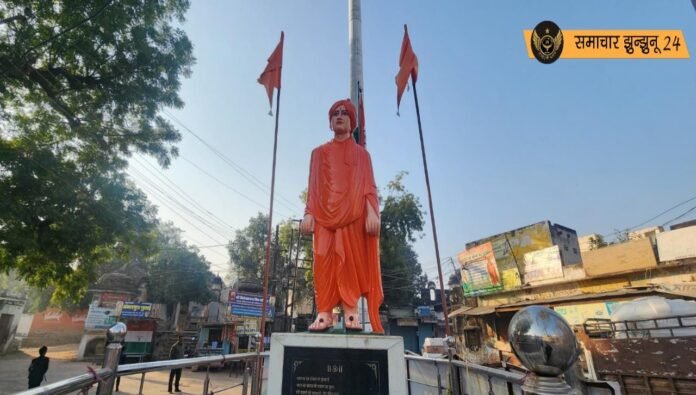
[308, 312, 333, 332]
[343, 307, 363, 331]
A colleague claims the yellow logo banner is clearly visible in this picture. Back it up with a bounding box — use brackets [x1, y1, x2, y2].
[524, 30, 689, 59]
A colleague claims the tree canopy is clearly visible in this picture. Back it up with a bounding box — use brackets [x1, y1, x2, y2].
[146, 223, 214, 306]
[380, 172, 428, 307]
[0, 0, 195, 299]
[227, 212, 268, 282]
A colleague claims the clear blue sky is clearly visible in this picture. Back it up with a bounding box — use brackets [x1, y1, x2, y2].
[128, 1, 696, 280]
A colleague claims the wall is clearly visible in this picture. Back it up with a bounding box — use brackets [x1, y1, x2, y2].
[550, 224, 582, 265]
[657, 226, 696, 262]
[581, 238, 657, 276]
[0, 298, 25, 353]
[25, 308, 87, 347]
[465, 221, 555, 290]
[15, 313, 33, 338]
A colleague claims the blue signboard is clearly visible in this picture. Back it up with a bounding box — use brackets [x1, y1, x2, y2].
[228, 291, 274, 318]
[416, 306, 432, 318]
[121, 302, 153, 318]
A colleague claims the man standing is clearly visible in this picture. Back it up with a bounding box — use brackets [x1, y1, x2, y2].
[300, 98, 384, 333]
[168, 336, 184, 393]
[28, 346, 49, 389]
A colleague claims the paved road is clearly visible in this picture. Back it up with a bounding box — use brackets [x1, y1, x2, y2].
[1, 346, 248, 395]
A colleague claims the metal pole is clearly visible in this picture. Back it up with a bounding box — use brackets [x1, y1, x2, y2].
[258, 48, 283, 391]
[348, 0, 372, 330]
[289, 221, 302, 332]
[448, 346, 462, 395]
[411, 81, 452, 337]
[202, 364, 211, 395]
[96, 344, 122, 395]
[349, 0, 364, 106]
[284, 220, 296, 331]
[138, 372, 146, 395]
[242, 366, 250, 395]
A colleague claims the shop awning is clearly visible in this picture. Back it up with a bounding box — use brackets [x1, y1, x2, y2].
[448, 306, 472, 317]
[492, 286, 696, 313]
[448, 306, 495, 317]
[463, 306, 495, 316]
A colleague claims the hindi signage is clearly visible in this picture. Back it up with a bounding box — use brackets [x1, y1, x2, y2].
[121, 302, 153, 318]
[282, 347, 389, 394]
[269, 333, 406, 395]
[228, 291, 274, 318]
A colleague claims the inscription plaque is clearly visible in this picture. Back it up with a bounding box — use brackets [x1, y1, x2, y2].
[281, 346, 389, 395]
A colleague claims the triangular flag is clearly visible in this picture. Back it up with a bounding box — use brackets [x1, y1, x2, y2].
[395, 25, 418, 115]
[258, 32, 284, 116]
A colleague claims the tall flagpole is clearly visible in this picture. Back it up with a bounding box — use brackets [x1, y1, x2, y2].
[349, 0, 371, 329]
[411, 81, 451, 337]
[255, 80, 281, 395]
[259, 86, 280, 351]
[349, 0, 363, 107]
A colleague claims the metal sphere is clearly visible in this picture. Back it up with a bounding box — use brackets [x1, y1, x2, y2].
[508, 306, 578, 376]
[106, 322, 128, 343]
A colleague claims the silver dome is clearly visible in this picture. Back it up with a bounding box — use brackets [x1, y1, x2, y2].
[508, 306, 578, 376]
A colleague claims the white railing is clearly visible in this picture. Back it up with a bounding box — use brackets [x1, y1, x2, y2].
[15, 350, 268, 395]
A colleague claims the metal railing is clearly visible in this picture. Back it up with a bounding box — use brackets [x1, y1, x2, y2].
[15, 367, 115, 395]
[405, 354, 526, 395]
[15, 350, 269, 395]
[584, 314, 696, 339]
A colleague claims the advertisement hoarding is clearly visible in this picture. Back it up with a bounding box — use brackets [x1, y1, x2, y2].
[458, 242, 503, 296]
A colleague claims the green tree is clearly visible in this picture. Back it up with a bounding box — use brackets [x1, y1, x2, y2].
[0, 0, 194, 300]
[276, 218, 313, 310]
[589, 234, 608, 250]
[380, 172, 428, 307]
[147, 223, 214, 305]
[227, 213, 269, 282]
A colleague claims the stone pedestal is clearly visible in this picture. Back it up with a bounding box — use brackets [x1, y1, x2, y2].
[268, 333, 406, 395]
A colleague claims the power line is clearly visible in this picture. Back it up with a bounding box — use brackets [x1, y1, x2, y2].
[132, 154, 237, 234]
[163, 110, 304, 213]
[129, 168, 229, 245]
[178, 155, 294, 219]
[661, 204, 696, 227]
[603, 193, 696, 238]
[130, 167, 234, 239]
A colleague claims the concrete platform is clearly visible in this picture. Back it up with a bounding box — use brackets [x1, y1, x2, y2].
[268, 332, 406, 395]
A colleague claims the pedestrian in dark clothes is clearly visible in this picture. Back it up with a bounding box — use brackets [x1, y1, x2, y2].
[115, 341, 127, 392]
[28, 346, 49, 389]
[168, 336, 184, 393]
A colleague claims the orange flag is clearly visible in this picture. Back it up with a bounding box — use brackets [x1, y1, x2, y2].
[258, 32, 284, 115]
[395, 25, 418, 115]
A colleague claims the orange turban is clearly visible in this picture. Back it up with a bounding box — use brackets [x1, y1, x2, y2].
[328, 99, 356, 131]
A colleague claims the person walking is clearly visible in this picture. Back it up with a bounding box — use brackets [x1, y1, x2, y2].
[27, 346, 50, 389]
[168, 336, 184, 393]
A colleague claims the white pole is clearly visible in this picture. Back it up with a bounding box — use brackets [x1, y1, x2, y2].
[349, 0, 363, 106]
[349, 0, 371, 331]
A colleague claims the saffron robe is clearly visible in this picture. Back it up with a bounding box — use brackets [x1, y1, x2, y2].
[305, 137, 384, 333]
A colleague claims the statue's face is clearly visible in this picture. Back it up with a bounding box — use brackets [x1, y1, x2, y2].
[330, 105, 351, 134]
